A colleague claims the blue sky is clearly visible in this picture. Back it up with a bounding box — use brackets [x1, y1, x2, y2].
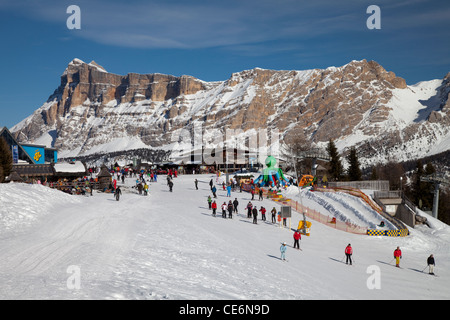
[0, 0, 449, 128]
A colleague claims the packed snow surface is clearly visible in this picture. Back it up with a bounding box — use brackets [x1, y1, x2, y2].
[0, 175, 449, 300]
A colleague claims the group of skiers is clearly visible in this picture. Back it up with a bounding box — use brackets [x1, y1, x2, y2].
[279, 241, 436, 274]
[245, 202, 270, 224]
[317, 244, 436, 275]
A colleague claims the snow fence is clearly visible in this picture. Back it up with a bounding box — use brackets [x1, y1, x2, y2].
[262, 186, 409, 237]
[265, 189, 368, 235]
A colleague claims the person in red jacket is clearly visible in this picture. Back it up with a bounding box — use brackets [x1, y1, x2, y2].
[211, 201, 217, 217]
[345, 244, 353, 265]
[293, 230, 301, 249]
[394, 246, 402, 267]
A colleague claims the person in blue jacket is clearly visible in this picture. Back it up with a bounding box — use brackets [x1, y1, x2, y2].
[226, 184, 232, 197]
[280, 242, 287, 261]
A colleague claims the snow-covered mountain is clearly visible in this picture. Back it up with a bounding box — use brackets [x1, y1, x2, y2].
[11, 59, 450, 167]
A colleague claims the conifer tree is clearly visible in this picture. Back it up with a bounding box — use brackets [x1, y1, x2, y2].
[326, 139, 343, 181]
[0, 137, 12, 182]
[425, 161, 436, 176]
[347, 147, 362, 181]
[370, 166, 378, 180]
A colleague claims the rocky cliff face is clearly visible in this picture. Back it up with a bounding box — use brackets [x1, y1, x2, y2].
[11, 59, 450, 167]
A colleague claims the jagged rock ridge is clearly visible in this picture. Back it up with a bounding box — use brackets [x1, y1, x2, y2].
[11, 59, 450, 168]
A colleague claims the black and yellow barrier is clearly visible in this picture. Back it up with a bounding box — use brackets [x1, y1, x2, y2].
[367, 229, 409, 237]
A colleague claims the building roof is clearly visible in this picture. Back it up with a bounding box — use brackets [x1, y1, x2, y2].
[54, 161, 86, 174]
[12, 164, 55, 177]
[6, 171, 24, 182]
[97, 166, 112, 178]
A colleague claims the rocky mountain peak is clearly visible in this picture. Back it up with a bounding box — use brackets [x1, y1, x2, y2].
[11, 59, 450, 167]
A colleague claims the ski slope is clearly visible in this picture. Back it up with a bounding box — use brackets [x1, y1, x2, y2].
[283, 187, 397, 230]
[0, 174, 449, 300]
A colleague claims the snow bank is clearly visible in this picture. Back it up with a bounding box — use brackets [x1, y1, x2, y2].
[0, 182, 80, 233]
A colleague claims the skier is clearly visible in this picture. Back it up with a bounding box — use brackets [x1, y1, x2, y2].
[258, 188, 263, 201]
[271, 207, 277, 223]
[168, 180, 173, 192]
[226, 184, 232, 197]
[427, 254, 435, 275]
[209, 179, 213, 190]
[293, 230, 301, 249]
[207, 195, 212, 210]
[143, 183, 148, 196]
[233, 198, 239, 214]
[259, 206, 266, 221]
[195, 179, 198, 190]
[221, 202, 227, 218]
[114, 186, 122, 201]
[212, 200, 217, 216]
[227, 200, 233, 219]
[345, 244, 353, 265]
[252, 206, 258, 224]
[247, 201, 253, 218]
[394, 246, 402, 268]
[212, 186, 217, 198]
[280, 242, 287, 261]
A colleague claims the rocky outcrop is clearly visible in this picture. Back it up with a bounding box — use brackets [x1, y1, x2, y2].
[11, 58, 450, 167]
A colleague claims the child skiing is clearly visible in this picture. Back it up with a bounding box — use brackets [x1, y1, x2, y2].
[280, 242, 287, 261]
[207, 195, 212, 210]
[114, 186, 122, 201]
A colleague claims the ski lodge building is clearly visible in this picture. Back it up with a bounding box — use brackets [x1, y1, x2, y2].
[1, 126, 86, 181]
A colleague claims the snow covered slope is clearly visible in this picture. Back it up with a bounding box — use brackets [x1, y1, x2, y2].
[283, 186, 397, 230]
[0, 175, 449, 300]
